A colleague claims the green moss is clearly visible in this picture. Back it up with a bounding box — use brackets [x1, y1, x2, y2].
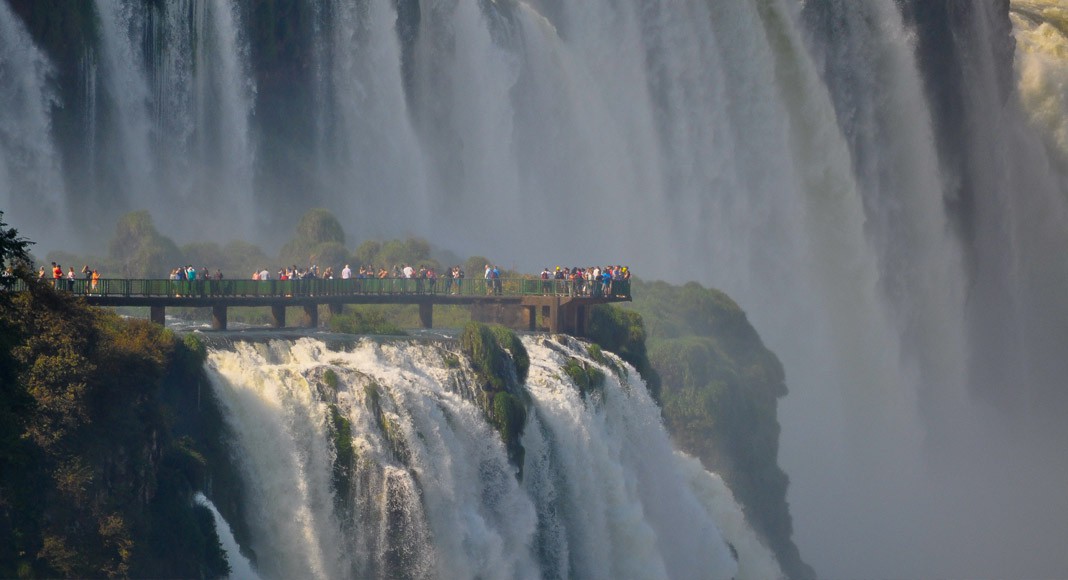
[362, 383, 410, 465]
[443, 353, 460, 369]
[327, 404, 356, 507]
[329, 310, 406, 336]
[490, 325, 529, 383]
[380, 414, 411, 466]
[587, 343, 626, 380]
[587, 344, 606, 365]
[492, 392, 527, 472]
[323, 369, 339, 390]
[588, 305, 660, 401]
[459, 322, 529, 474]
[564, 357, 605, 399]
[627, 278, 812, 580]
[460, 321, 509, 391]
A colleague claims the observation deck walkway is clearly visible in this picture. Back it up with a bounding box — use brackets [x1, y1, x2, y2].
[15, 277, 631, 335]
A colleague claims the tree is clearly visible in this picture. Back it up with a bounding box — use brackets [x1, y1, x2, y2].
[0, 210, 33, 292]
[279, 208, 345, 267]
[107, 211, 182, 278]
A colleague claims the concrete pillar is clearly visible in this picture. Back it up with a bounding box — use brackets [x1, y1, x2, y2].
[150, 305, 166, 326]
[271, 305, 286, 328]
[548, 298, 560, 334]
[302, 304, 319, 328]
[419, 302, 433, 328]
[212, 305, 228, 330]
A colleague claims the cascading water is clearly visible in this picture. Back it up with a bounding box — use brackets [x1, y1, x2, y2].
[205, 336, 780, 580]
[194, 493, 263, 580]
[80, 0, 258, 243]
[0, 0, 64, 246]
[4, 0, 1068, 575]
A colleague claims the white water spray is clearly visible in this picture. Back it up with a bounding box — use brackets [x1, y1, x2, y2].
[0, 0, 65, 245]
[194, 492, 263, 580]
[206, 336, 779, 579]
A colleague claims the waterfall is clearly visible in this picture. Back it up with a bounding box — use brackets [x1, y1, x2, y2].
[0, 0, 64, 246]
[88, 0, 256, 242]
[194, 493, 263, 580]
[5, 0, 1068, 575]
[205, 336, 778, 579]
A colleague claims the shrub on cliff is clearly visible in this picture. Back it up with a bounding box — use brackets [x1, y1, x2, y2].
[627, 279, 813, 580]
[459, 322, 529, 471]
[0, 281, 229, 578]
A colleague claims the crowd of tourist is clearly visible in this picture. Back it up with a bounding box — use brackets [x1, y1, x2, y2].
[27, 259, 632, 298]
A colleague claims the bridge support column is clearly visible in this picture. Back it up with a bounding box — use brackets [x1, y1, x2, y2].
[526, 306, 537, 331]
[271, 305, 286, 328]
[150, 305, 166, 326]
[548, 298, 560, 334]
[212, 306, 228, 331]
[302, 305, 319, 328]
[572, 304, 587, 337]
[419, 302, 433, 329]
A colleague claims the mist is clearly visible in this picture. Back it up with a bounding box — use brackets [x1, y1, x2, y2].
[2, 0, 1068, 577]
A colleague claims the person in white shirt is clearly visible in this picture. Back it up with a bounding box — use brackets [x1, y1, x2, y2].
[341, 264, 352, 279]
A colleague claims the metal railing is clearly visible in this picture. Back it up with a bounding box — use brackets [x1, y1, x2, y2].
[10, 276, 632, 300]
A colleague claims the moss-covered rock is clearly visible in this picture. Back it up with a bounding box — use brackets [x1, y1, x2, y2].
[459, 322, 529, 475]
[491, 392, 527, 469]
[563, 357, 606, 400]
[587, 305, 660, 401]
[362, 382, 411, 466]
[326, 402, 358, 520]
[626, 279, 813, 580]
[0, 281, 231, 578]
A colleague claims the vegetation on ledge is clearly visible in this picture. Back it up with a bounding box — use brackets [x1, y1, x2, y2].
[624, 279, 815, 580]
[0, 212, 231, 578]
[0, 281, 230, 578]
[459, 322, 530, 473]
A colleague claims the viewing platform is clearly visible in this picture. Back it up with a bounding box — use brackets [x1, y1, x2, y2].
[14, 277, 631, 336]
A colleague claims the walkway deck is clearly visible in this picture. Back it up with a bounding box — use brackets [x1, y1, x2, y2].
[16, 277, 631, 335]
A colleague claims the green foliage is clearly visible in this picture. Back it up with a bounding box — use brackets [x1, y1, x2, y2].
[0, 211, 33, 292]
[107, 211, 183, 278]
[0, 281, 229, 578]
[492, 392, 527, 469]
[563, 357, 606, 399]
[442, 353, 461, 369]
[353, 240, 382, 266]
[460, 322, 510, 391]
[459, 322, 529, 473]
[221, 240, 271, 275]
[327, 404, 356, 508]
[587, 305, 661, 401]
[627, 278, 811, 580]
[362, 383, 410, 465]
[490, 325, 529, 383]
[464, 256, 492, 279]
[180, 241, 225, 270]
[323, 369, 339, 390]
[279, 208, 345, 267]
[310, 241, 349, 270]
[353, 236, 439, 270]
[329, 308, 406, 336]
